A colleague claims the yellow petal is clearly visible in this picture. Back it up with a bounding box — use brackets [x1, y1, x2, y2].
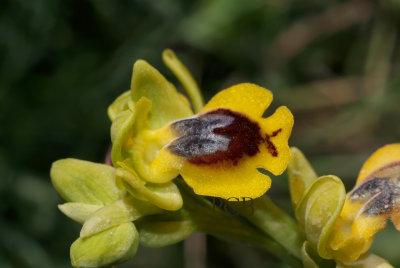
[351, 215, 387, 239]
[340, 197, 363, 222]
[180, 159, 271, 200]
[202, 83, 273, 120]
[254, 106, 294, 175]
[356, 143, 400, 185]
[328, 227, 373, 263]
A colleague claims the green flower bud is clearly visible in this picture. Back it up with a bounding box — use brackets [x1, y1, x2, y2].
[51, 158, 124, 205]
[80, 196, 162, 238]
[71, 222, 139, 268]
[295, 175, 345, 259]
[58, 203, 102, 224]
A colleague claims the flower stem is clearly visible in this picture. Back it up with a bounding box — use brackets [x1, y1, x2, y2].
[234, 196, 304, 259]
[199, 212, 302, 268]
[162, 49, 204, 113]
[176, 180, 303, 267]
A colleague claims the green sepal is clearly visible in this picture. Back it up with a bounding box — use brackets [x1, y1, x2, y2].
[130, 60, 193, 129]
[80, 196, 162, 238]
[301, 241, 335, 268]
[107, 90, 132, 122]
[71, 222, 139, 268]
[162, 49, 204, 113]
[117, 168, 183, 211]
[288, 147, 318, 207]
[296, 175, 346, 259]
[58, 203, 102, 224]
[50, 158, 124, 205]
[336, 253, 393, 268]
[136, 212, 197, 248]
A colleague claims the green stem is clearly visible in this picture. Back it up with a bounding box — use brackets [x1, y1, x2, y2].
[199, 212, 302, 268]
[176, 180, 303, 267]
[162, 49, 204, 113]
[234, 196, 305, 259]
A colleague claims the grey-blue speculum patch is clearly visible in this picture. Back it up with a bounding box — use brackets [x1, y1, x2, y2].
[168, 108, 280, 166]
[350, 163, 400, 215]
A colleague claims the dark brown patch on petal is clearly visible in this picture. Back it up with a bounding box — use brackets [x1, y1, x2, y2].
[189, 109, 264, 165]
[169, 109, 267, 165]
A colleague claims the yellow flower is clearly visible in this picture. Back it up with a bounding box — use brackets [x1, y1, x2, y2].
[138, 83, 294, 199]
[328, 144, 400, 262]
[288, 146, 396, 266]
[110, 55, 293, 201]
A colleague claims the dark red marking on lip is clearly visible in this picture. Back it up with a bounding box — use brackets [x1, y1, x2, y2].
[187, 109, 264, 166]
[265, 128, 282, 157]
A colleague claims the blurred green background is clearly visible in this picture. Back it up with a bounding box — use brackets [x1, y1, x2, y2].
[1, 0, 400, 267]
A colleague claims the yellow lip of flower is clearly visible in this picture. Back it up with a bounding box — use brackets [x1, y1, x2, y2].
[150, 83, 294, 200]
[328, 143, 400, 262]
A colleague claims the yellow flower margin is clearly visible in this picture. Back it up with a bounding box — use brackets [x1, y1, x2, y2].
[328, 143, 400, 262]
[147, 83, 294, 200]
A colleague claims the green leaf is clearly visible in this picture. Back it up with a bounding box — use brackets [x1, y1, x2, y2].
[71, 222, 139, 268]
[130, 60, 193, 129]
[288, 147, 318, 207]
[296, 175, 346, 259]
[50, 159, 124, 206]
[80, 196, 162, 238]
[58, 203, 102, 224]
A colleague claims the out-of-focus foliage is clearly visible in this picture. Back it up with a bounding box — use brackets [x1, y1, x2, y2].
[1, 0, 400, 267]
